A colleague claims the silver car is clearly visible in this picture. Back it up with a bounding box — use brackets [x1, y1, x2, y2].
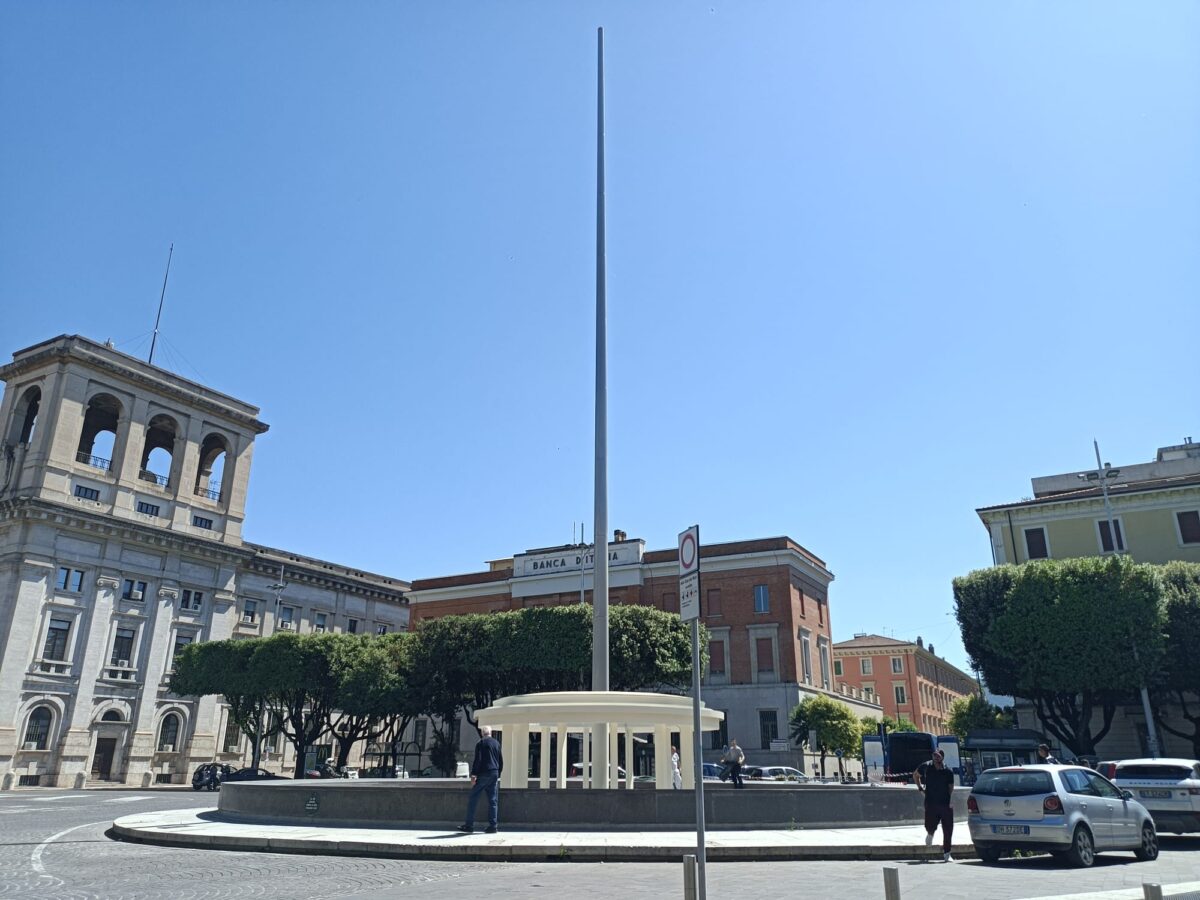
[1111, 758, 1200, 834]
[968, 764, 1158, 867]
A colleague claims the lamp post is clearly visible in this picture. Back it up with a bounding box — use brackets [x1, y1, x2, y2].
[1081, 441, 1160, 758]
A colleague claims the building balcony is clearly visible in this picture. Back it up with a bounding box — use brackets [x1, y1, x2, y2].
[194, 485, 222, 501]
[138, 469, 169, 488]
[76, 451, 111, 471]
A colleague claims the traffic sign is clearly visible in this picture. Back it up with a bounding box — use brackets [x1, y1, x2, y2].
[678, 526, 701, 621]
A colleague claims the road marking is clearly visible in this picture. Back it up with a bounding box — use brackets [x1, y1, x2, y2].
[31, 820, 110, 874]
[103, 795, 152, 803]
[28, 796, 78, 802]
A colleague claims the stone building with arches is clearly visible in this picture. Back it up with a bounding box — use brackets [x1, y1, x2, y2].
[0, 335, 409, 788]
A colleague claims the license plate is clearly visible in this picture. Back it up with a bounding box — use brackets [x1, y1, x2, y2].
[992, 825, 1030, 835]
[1140, 789, 1172, 799]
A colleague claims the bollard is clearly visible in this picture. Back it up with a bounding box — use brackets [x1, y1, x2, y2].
[1142, 885, 1163, 900]
[882, 866, 900, 900]
[682, 854, 698, 900]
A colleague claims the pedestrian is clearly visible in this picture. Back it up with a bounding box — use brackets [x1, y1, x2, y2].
[914, 748, 956, 862]
[722, 738, 746, 788]
[1036, 743, 1059, 764]
[671, 745, 682, 790]
[458, 725, 504, 834]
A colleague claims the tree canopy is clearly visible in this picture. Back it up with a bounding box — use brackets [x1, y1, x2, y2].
[946, 694, 1013, 742]
[788, 694, 860, 777]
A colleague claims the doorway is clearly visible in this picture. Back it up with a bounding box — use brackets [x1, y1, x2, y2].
[91, 738, 117, 780]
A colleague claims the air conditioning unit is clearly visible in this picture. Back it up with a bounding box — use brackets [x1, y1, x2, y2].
[115, 659, 130, 668]
[23, 741, 40, 751]
[242, 614, 255, 623]
[130, 590, 143, 601]
[279, 621, 292, 630]
[160, 744, 175, 752]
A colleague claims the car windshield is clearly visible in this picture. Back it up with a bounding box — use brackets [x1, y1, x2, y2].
[972, 770, 1054, 796]
[1116, 764, 1195, 780]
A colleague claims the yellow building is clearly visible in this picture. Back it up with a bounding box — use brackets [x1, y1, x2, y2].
[977, 439, 1200, 566]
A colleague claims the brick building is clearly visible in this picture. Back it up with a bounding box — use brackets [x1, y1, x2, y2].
[410, 534, 881, 771]
[831, 634, 976, 735]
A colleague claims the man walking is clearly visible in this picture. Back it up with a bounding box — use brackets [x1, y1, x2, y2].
[723, 738, 746, 789]
[458, 725, 504, 834]
[914, 748, 956, 861]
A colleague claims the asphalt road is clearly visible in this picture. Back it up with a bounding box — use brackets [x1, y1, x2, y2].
[1, 788, 1197, 900]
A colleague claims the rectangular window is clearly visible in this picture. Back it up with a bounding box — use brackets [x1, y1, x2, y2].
[800, 634, 812, 684]
[264, 713, 281, 753]
[57, 567, 85, 592]
[111, 627, 136, 666]
[192, 515, 214, 530]
[122, 579, 148, 601]
[756, 637, 774, 673]
[860, 657, 873, 675]
[894, 685, 907, 705]
[708, 640, 726, 675]
[1177, 510, 1200, 545]
[819, 640, 831, 689]
[891, 656, 903, 674]
[279, 606, 295, 629]
[43, 617, 72, 661]
[817, 597, 825, 626]
[414, 719, 428, 749]
[74, 485, 100, 501]
[314, 612, 327, 633]
[171, 633, 193, 666]
[222, 718, 240, 752]
[758, 710, 779, 750]
[242, 599, 258, 623]
[710, 714, 730, 750]
[136, 501, 161, 517]
[706, 588, 722, 617]
[1024, 527, 1049, 560]
[833, 659, 843, 677]
[661, 591, 677, 612]
[753, 584, 769, 614]
[1098, 518, 1125, 553]
[180, 589, 204, 611]
[375, 623, 388, 636]
[347, 618, 358, 634]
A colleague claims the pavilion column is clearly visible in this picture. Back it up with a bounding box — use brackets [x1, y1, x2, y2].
[654, 725, 671, 790]
[538, 727, 551, 789]
[505, 725, 528, 789]
[593, 722, 609, 789]
[608, 723, 619, 787]
[582, 726, 591, 789]
[680, 727, 695, 789]
[556, 726, 568, 789]
[624, 727, 634, 790]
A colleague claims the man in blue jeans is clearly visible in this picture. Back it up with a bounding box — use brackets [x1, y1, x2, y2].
[458, 725, 504, 834]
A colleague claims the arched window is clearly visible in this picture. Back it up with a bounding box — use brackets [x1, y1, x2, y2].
[158, 713, 181, 752]
[23, 707, 53, 750]
[101, 710, 124, 722]
[140, 414, 179, 487]
[76, 393, 122, 470]
[194, 433, 229, 501]
[7, 386, 40, 446]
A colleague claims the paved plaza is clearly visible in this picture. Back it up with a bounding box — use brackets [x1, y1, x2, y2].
[1, 788, 1198, 900]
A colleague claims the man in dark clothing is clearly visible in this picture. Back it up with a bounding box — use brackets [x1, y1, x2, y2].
[458, 725, 503, 834]
[913, 748, 956, 861]
[1036, 743, 1059, 764]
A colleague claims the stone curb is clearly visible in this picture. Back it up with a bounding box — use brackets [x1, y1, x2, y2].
[111, 817, 977, 863]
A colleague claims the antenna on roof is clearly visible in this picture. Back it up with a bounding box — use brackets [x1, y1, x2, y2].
[148, 243, 174, 366]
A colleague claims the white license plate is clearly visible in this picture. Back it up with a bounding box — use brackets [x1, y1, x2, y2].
[992, 825, 1030, 835]
[1140, 789, 1172, 799]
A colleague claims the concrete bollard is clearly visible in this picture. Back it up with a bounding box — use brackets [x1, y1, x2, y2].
[882, 866, 900, 900]
[682, 854, 698, 900]
[1142, 885, 1163, 900]
[74, 772, 86, 790]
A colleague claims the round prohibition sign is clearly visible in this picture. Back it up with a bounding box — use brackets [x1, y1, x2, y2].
[680, 531, 698, 572]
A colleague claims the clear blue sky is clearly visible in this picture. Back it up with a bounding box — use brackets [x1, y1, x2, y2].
[3, 2, 1197, 674]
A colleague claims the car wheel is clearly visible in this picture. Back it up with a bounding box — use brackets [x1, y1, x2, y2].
[1134, 822, 1159, 861]
[192, 784, 202, 791]
[975, 845, 1002, 864]
[1065, 825, 1095, 868]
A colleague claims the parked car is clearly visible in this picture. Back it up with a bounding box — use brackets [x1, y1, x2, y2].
[702, 763, 724, 781]
[190, 763, 233, 791]
[221, 766, 287, 783]
[751, 766, 809, 782]
[968, 764, 1158, 867]
[568, 763, 627, 782]
[1111, 758, 1200, 835]
[1093, 760, 1121, 780]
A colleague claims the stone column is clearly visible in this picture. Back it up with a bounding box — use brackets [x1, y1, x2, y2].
[582, 726, 591, 789]
[555, 726, 567, 789]
[608, 723, 619, 787]
[538, 727, 551, 789]
[0, 561, 54, 783]
[623, 727, 634, 790]
[654, 725, 671, 790]
[680, 727, 695, 789]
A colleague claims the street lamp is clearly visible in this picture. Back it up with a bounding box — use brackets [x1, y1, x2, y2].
[1081, 441, 1160, 758]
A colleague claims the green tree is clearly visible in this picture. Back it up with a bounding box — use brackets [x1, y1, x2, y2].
[253, 632, 343, 779]
[854, 715, 918, 760]
[789, 694, 860, 777]
[1155, 562, 1200, 756]
[955, 556, 1164, 757]
[171, 639, 273, 769]
[946, 694, 1013, 742]
[325, 634, 407, 769]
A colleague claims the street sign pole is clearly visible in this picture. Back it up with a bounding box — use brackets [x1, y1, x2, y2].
[678, 525, 706, 900]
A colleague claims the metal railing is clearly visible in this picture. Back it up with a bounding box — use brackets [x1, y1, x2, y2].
[139, 469, 169, 487]
[195, 485, 221, 501]
[76, 451, 111, 470]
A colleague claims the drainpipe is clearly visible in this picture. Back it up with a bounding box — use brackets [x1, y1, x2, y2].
[1005, 510, 1019, 564]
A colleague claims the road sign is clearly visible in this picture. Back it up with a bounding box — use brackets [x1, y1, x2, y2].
[678, 526, 700, 621]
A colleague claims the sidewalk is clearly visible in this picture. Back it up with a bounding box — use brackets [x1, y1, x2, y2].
[113, 807, 974, 862]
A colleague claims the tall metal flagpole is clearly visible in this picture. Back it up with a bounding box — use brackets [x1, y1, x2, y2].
[148, 243, 174, 366]
[591, 25, 611, 790]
